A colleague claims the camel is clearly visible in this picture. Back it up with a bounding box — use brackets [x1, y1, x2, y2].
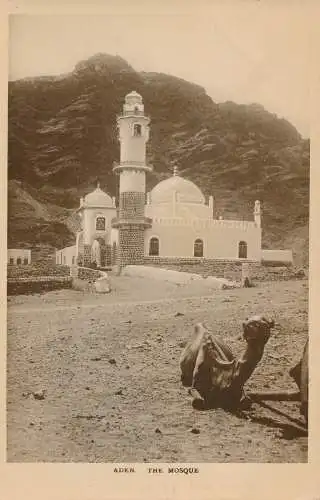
[289, 339, 308, 423]
[180, 315, 275, 411]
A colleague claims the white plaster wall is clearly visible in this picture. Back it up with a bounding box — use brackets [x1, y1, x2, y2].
[118, 117, 149, 164]
[144, 222, 262, 260]
[56, 245, 77, 266]
[82, 207, 116, 245]
[145, 202, 213, 219]
[120, 170, 146, 193]
[8, 249, 31, 264]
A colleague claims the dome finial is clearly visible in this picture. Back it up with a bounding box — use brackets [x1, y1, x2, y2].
[173, 165, 179, 177]
[97, 180, 100, 189]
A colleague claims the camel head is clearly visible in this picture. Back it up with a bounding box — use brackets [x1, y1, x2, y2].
[242, 315, 275, 345]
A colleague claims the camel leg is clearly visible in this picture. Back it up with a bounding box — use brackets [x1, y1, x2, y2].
[246, 390, 301, 402]
[189, 343, 212, 409]
[188, 388, 206, 409]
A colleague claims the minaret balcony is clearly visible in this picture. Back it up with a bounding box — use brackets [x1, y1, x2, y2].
[117, 112, 150, 121]
[113, 162, 153, 174]
[111, 216, 152, 229]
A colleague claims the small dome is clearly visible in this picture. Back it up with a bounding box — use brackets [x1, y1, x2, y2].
[150, 175, 205, 204]
[125, 90, 143, 104]
[84, 186, 113, 207]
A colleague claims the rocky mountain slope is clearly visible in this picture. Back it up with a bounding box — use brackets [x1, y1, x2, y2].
[8, 53, 309, 265]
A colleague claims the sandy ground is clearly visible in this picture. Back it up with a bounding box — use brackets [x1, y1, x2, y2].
[7, 276, 308, 463]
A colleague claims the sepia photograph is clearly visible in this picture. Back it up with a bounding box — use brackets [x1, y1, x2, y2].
[6, 6, 310, 466]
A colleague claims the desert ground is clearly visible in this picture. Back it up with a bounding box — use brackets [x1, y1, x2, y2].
[7, 275, 308, 463]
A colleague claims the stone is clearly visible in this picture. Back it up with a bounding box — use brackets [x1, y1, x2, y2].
[191, 428, 200, 434]
[33, 389, 46, 400]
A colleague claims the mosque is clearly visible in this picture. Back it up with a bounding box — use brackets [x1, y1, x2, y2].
[56, 91, 291, 269]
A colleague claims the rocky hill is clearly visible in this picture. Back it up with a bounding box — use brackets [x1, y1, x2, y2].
[8, 53, 309, 266]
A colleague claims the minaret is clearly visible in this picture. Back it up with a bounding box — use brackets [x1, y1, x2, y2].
[112, 91, 152, 268]
[254, 200, 261, 227]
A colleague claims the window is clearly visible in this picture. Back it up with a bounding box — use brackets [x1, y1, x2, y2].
[96, 216, 106, 231]
[133, 123, 142, 137]
[134, 106, 139, 114]
[72, 256, 75, 265]
[63, 256, 66, 264]
[149, 237, 159, 256]
[17, 258, 22, 265]
[194, 239, 203, 257]
[23, 258, 28, 265]
[238, 241, 247, 259]
[9, 258, 14, 264]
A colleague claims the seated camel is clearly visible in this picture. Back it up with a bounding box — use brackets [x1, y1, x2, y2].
[289, 339, 308, 423]
[180, 315, 275, 411]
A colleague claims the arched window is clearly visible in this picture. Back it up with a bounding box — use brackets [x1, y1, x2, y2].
[9, 258, 14, 265]
[63, 256, 66, 265]
[23, 258, 28, 265]
[194, 239, 204, 257]
[72, 256, 75, 265]
[96, 216, 106, 231]
[238, 241, 248, 259]
[17, 258, 22, 265]
[149, 237, 159, 256]
[133, 123, 142, 137]
[134, 106, 139, 114]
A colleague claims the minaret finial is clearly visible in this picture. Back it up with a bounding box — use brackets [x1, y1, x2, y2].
[173, 165, 178, 177]
[97, 180, 100, 189]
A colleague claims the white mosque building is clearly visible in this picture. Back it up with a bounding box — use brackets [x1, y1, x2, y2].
[56, 91, 292, 269]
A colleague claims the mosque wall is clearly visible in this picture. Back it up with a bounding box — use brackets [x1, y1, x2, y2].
[144, 222, 262, 260]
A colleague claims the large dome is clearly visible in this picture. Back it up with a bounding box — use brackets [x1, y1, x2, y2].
[150, 175, 205, 204]
[84, 186, 113, 207]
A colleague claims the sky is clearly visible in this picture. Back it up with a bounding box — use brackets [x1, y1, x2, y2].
[8, 4, 312, 137]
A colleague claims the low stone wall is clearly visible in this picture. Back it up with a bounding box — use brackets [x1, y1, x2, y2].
[143, 257, 306, 282]
[7, 265, 109, 296]
[7, 263, 70, 279]
[7, 276, 72, 296]
[71, 266, 110, 293]
[77, 267, 103, 282]
[250, 266, 307, 282]
[143, 257, 258, 281]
